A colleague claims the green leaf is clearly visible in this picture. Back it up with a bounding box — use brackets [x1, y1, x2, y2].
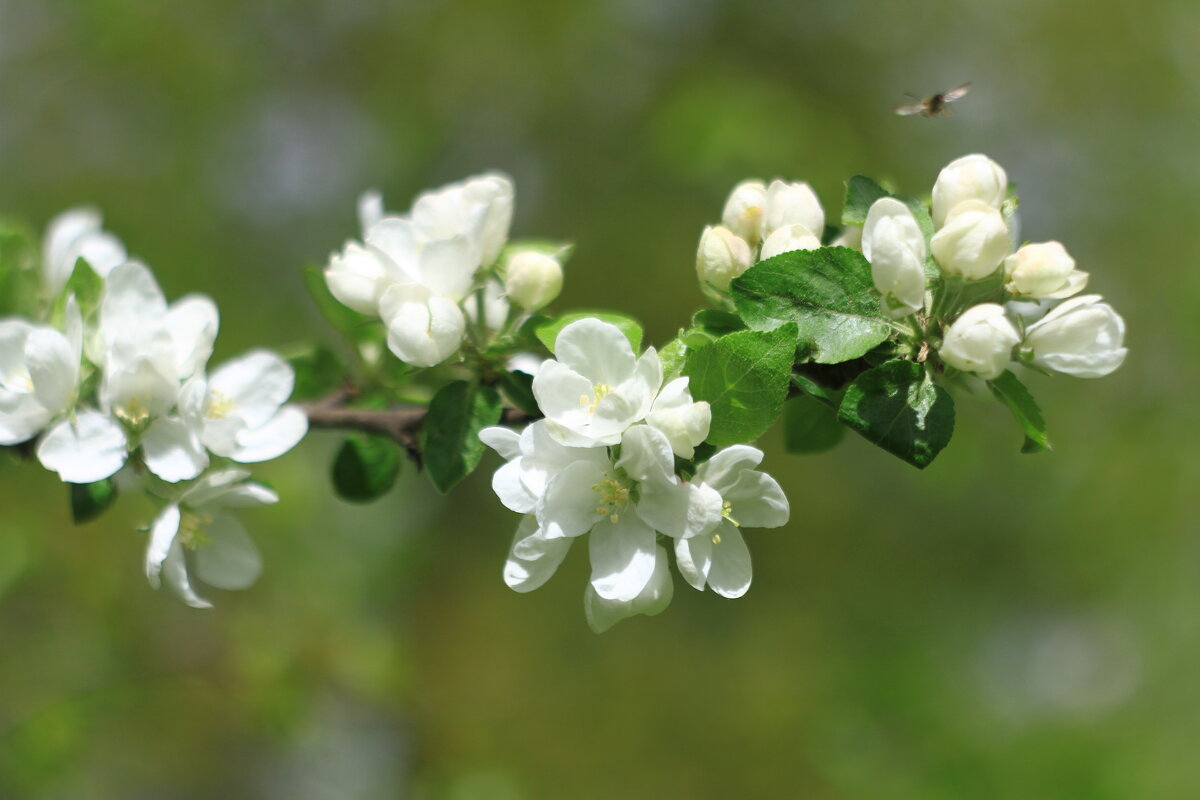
[303, 265, 378, 343]
[691, 309, 745, 336]
[331, 434, 401, 503]
[287, 345, 346, 401]
[0, 219, 37, 315]
[683, 324, 796, 447]
[731, 247, 892, 364]
[70, 479, 118, 524]
[498, 369, 540, 416]
[842, 175, 891, 227]
[52, 259, 104, 324]
[534, 311, 643, 354]
[988, 370, 1050, 454]
[783, 393, 845, 454]
[658, 336, 688, 382]
[837, 359, 954, 468]
[421, 381, 503, 493]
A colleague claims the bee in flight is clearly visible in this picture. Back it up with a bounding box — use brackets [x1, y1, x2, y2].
[892, 82, 972, 117]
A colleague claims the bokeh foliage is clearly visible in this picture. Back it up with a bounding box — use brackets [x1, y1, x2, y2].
[0, 0, 1196, 797]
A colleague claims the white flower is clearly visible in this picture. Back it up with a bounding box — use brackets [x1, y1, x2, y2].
[410, 173, 514, 267]
[1004, 241, 1089, 299]
[759, 224, 822, 261]
[930, 200, 1011, 280]
[761, 179, 824, 242]
[144, 469, 277, 609]
[932, 154, 1008, 228]
[674, 445, 789, 599]
[1021, 295, 1127, 378]
[502, 514, 572, 593]
[695, 225, 753, 292]
[939, 303, 1021, 379]
[645, 377, 710, 458]
[504, 250, 562, 311]
[532, 318, 662, 447]
[534, 425, 721, 601]
[721, 180, 767, 242]
[0, 300, 82, 445]
[379, 282, 467, 367]
[862, 197, 927, 318]
[42, 208, 126, 294]
[323, 242, 401, 315]
[479, 420, 609, 515]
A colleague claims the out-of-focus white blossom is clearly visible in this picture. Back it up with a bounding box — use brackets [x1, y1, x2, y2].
[761, 179, 824, 242]
[939, 303, 1021, 379]
[932, 154, 1008, 228]
[696, 225, 753, 292]
[862, 197, 927, 318]
[930, 200, 1011, 280]
[42, 208, 127, 294]
[759, 224, 821, 261]
[721, 180, 767, 242]
[504, 250, 563, 311]
[1021, 295, 1127, 378]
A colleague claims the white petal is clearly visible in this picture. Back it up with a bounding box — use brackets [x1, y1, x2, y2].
[37, 410, 128, 483]
[0, 391, 53, 444]
[228, 405, 308, 462]
[417, 235, 479, 301]
[588, 515, 657, 602]
[492, 458, 536, 514]
[584, 544, 673, 633]
[637, 480, 723, 540]
[760, 224, 821, 261]
[694, 445, 763, 495]
[553, 318, 635, 385]
[100, 262, 167, 336]
[145, 503, 182, 588]
[379, 284, 466, 368]
[674, 532, 713, 591]
[357, 190, 385, 233]
[162, 540, 212, 609]
[325, 242, 393, 315]
[615, 424, 675, 483]
[365, 218, 420, 275]
[0, 319, 34, 387]
[72, 230, 126, 279]
[43, 208, 102, 292]
[503, 516, 571, 593]
[24, 328, 77, 414]
[724, 471, 790, 529]
[166, 296, 219, 379]
[707, 522, 752, 598]
[479, 425, 522, 460]
[537, 460, 608, 539]
[142, 417, 209, 482]
[194, 514, 262, 590]
[208, 350, 295, 429]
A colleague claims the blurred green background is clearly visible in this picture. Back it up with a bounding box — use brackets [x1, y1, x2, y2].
[0, 0, 1194, 797]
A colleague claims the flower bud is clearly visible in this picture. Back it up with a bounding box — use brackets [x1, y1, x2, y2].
[862, 197, 927, 318]
[504, 250, 563, 311]
[721, 181, 767, 243]
[759, 224, 821, 261]
[939, 303, 1020, 380]
[696, 226, 753, 292]
[932, 154, 1008, 228]
[1021, 294, 1126, 378]
[762, 179, 824, 241]
[930, 200, 1011, 280]
[1003, 241, 1088, 299]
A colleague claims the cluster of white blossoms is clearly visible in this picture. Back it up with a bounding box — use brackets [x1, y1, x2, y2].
[480, 318, 789, 632]
[0, 210, 307, 607]
[859, 154, 1127, 380]
[695, 178, 829, 292]
[324, 174, 564, 368]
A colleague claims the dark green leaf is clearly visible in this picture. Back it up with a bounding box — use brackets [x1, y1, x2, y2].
[534, 311, 643, 354]
[498, 369, 540, 416]
[332, 434, 401, 503]
[837, 359, 954, 469]
[303, 265, 378, 343]
[989, 370, 1050, 454]
[783, 393, 845, 454]
[287, 345, 346, 401]
[70, 479, 118, 524]
[683, 325, 796, 447]
[732, 247, 892, 364]
[52, 259, 104, 324]
[421, 381, 503, 493]
[691, 309, 745, 336]
[842, 175, 891, 227]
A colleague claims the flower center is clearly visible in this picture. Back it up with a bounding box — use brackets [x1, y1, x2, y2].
[720, 499, 740, 528]
[205, 390, 236, 419]
[591, 473, 631, 524]
[578, 383, 613, 414]
[115, 397, 151, 428]
[177, 510, 213, 550]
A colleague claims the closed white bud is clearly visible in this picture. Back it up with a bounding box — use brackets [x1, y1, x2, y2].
[721, 181, 767, 242]
[930, 200, 1011, 280]
[932, 154, 1008, 228]
[939, 303, 1020, 380]
[504, 250, 562, 311]
[696, 226, 753, 292]
[862, 197, 927, 318]
[1003, 241, 1088, 299]
[759, 224, 821, 261]
[762, 179, 824, 241]
[1021, 294, 1126, 378]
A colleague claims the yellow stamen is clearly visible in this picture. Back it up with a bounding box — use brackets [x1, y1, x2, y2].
[711, 533, 722, 545]
[177, 511, 214, 550]
[205, 390, 236, 419]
